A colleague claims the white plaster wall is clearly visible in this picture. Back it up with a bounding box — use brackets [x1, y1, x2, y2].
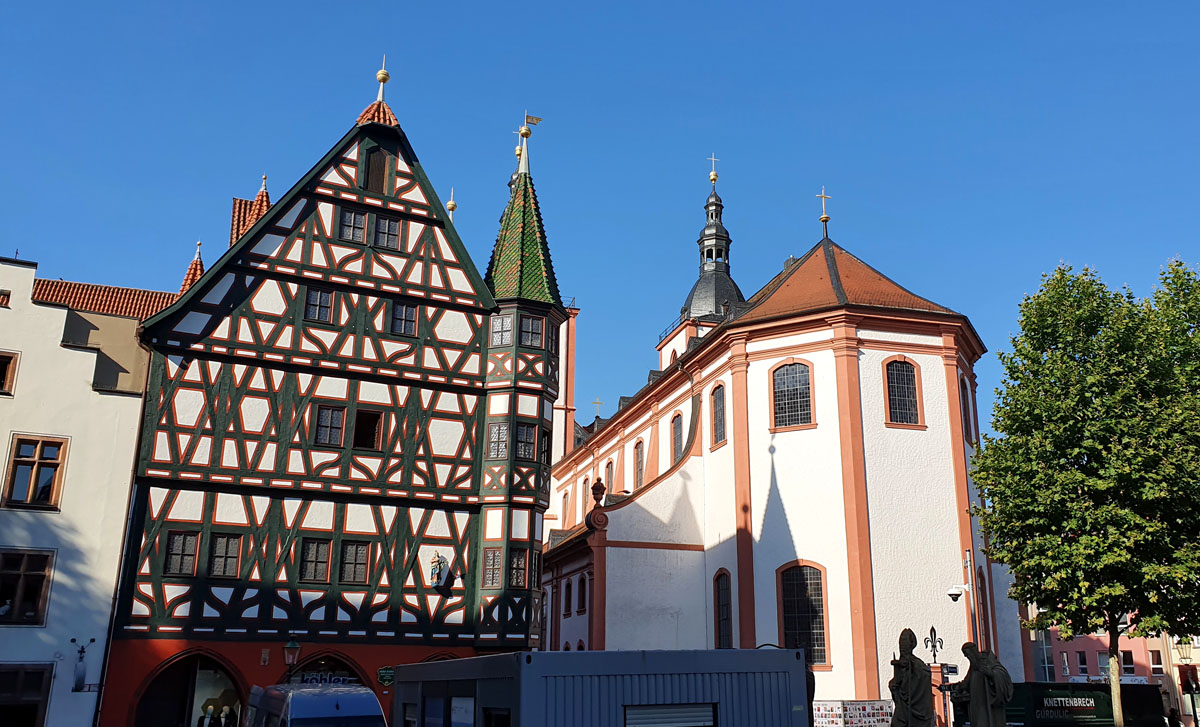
[604, 547, 707, 650]
[859, 346, 975, 683]
[857, 329, 942, 347]
[654, 383, 693, 475]
[658, 326, 690, 370]
[745, 346, 857, 699]
[605, 456, 705, 545]
[0, 261, 144, 726]
[556, 572, 592, 650]
[746, 328, 834, 354]
[699, 371, 739, 648]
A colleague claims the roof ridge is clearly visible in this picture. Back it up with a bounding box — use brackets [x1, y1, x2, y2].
[822, 238, 849, 306]
[826, 240, 958, 315]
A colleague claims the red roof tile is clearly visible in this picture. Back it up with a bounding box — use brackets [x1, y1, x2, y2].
[32, 279, 177, 320]
[356, 100, 398, 127]
[229, 179, 272, 248]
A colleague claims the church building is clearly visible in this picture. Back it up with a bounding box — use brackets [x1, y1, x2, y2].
[97, 68, 563, 727]
[542, 171, 1025, 699]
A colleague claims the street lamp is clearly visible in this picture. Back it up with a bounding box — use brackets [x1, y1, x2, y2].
[283, 638, 301, 684]
[1175, 638, 1196, 726]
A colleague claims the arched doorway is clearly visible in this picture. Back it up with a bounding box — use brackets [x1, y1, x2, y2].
[135, 654, 242, 727]
[289, 653, 367, 686]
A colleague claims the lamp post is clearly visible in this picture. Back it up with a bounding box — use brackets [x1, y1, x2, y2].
[1176, 638, 1196, 727]
[283, 638, 301, 684]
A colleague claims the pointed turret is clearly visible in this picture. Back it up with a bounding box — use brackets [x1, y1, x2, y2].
[357, 57, 399, 126]
[681, 163, 744, 319]
[179, 241, 204, 293]
[485, 122, 562, 307]
[229, 175, 272, 246]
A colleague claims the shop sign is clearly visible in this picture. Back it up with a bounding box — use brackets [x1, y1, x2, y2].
[377, 667, 395, 687]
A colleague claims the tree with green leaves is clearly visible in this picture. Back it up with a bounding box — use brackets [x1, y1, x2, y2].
[974, 262, 1200, 727]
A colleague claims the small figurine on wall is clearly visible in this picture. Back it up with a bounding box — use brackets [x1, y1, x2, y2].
[889, 628, 934, 727]
[950, 642, 1013, 727]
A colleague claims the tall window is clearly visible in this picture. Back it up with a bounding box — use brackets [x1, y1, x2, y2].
[163, 531, 198, 576]
[482, 548, 502, 588]
[490, 315, 513, 347]
[1077, 651, 1089, 675]
[712, 385, 726, 444]
[605, 461, 613, 490]
[340, 210, 365, 242]
[208, 534, 241, 579]
[0, 665, 51, 722]
[314, 405, 345, 446]
[561, 493, 569, 520]
[519, 316, 544, 348]
[374, 216, 400, 249]
[365, 147, 387, 194]
[563, 580, 573, 616]
[352, 410, 383, 450]
[300, 538, 331, 582]
[391, 303, 417, 336]
[577, 577, 587, 613]
[509, 550, 527, 588]
[634, 441, 644, 489]
[779, 564, 827, 664]
[3, 437, 65, 508]
[1060, 652, 1070, 676]
[1121, 650, 1135, 675]
[960, 379, 974, 441]
[304, 288, 332, 323]
[671, 414, 683, 463]
[1151, 650, 1164, 675]
[1097, 651, 1110, 675]
[487, 423, 509, 459]
[515, 424, 537, 460]
[0, 352, 16, 394]
[0, 549, 53, 624]
[548, 326, 559, 357]
[886, 359, 921, 425]
[773, 363, 812, 428]
[340, 541, 369, 584]
[714, 571, 732, 649]
[540, 431, 550, 465]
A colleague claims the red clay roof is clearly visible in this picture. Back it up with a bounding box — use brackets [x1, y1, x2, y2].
[736, 239, 954, 324]
[32, 279, 177, 320]
[179, 258, 204, 293]
[228, 181, 271, 247]
[357, 100, 398, 127]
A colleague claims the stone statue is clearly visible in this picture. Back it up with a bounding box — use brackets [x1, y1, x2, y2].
[950, 642, 1014, 727]
[889, 628, 934, 727]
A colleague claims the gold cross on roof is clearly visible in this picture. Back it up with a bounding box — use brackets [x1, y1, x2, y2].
[592, 397, 604, 417]
[816, 186, 831, 218]
[707, 153, 719, 173]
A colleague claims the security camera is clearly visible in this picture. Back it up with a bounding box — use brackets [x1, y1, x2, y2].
[946, 585, 969, 602]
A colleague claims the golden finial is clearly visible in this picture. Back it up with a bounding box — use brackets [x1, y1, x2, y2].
[817, 186, 832, 237]
[194, 240, 203, 260]
[514, 144, 523, 158]
[519, 125, 531, 138]
[376, 55, 390, 84]
[260, 174, 267, 192]
[707, 153, 719, 185]
[446, 187, 457, 221]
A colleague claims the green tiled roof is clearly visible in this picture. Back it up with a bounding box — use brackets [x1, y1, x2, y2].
[485, 170, 562, 306]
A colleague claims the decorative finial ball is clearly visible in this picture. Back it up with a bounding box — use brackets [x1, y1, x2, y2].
[820, 214, 831, 223]
[519, 125, 531, 138]
[446, 199, 457, 212]
[376, 68, 390, 84]
[515, 145, 523, 157]
[709, 170, 718, 184]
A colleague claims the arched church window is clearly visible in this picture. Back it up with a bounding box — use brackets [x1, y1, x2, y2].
[578, 577, 587, 613]
[561, 493, 569, 522]
[605, 461, 613, 491]
[714, 570, 732, 649]
[634, 441, 644, 489]
[671, 414, 683, 463]
[577, 640, 586, 651]
[712, 386, 726, 445]
[563, 580, 572, 617]
[772, 363, 812, 428]
[960, 378, 974, 442]
[884, 358, 922, 426]
[779, 563, 827, 665]
[564, 642, 571, 651]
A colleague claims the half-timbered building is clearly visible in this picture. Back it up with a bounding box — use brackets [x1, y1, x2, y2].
[98, 71, 563, 727]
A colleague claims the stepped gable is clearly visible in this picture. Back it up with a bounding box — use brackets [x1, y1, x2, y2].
[32, 279, 177, 320]
[735, 238, 955, 324]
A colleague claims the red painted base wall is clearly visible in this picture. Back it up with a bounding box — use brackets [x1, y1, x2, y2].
[97, 639, 478, 727]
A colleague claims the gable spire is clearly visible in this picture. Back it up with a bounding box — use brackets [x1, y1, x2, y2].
[485, 116, 562, 306]
[180, 241, 204, 293]
[357, 57, 399, 126]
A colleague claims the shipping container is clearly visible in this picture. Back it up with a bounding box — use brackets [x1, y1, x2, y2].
[391, 649, 811, 727]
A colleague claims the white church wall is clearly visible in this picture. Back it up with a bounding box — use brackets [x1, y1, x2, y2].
[604, 455, 705, 546]
[658, 325, 692, 370]
[700, 369, 739, 647]
[653, 382, 694, 475]
[557, 572, 593, 650]
[857, 329, 942, 347]
[745, 328, 834, 354]
[859, 345, 975, 684]
[604, 546, 708, 650]
[745, 346, 858, 698]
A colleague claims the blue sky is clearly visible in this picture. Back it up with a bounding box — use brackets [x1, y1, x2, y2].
[3, 2, 1197, 431]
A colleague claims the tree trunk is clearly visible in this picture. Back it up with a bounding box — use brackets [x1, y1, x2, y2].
[1109, 623, 1125, 727]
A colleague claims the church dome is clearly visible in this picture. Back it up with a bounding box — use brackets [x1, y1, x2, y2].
[682, 269, 745, 319]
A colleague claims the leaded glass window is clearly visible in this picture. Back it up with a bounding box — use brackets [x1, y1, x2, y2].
[300, 538, 330, 582]
[491, 315, 513, 347]
[714, 571, 732, 648]
[773, 363, 812, 428]
[509, 550, 527, 588]
[340, 210, 365, 242]
[305, 288, 332, 323]
[208, 534, 241, 578]
[634, 441, 644, 489]
[340, 541, 369, 584]
[516, 424, 536, 460]
[374, 216, 400, 249]
[519, 315, 543, 348]
[487, 423, 509, 459]
[391, 303, 417, 336]
[886, 360, 920, 424]
[712, 385, 726, 444]
[483, 548, 503, 588]
[314, 405, 344, 446]
[781, 565, 826, 664]
[164, 532, 198, 576]
[671, 415, 683, 462]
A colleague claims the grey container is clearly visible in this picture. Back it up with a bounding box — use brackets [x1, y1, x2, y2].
[392, 649, 811, 727]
